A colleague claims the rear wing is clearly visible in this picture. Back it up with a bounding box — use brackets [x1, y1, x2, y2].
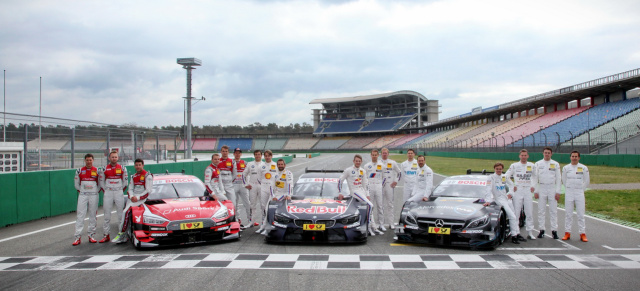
[153, 169, 186, 175]
[466, 169, 494, 175]
[304, 167, 343, 174]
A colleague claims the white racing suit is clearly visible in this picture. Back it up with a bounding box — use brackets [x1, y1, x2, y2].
[485, 173, 520, 236]
[233, 159, 251, 224]
[218, 158, 236, 204]
[380, 159, 401, 227]
[364, 161, 383, 229]
[562, 163, 590, 234]
[401, 160, 419, 202]
[262, 169, 293, 231]
[257, 161, 277, 227]
[74, 166, 101, 239]
[204, 164, 228, 201]
[534, 159, 561, 232]
[100, 164, 128, 236]
[242, 160, 263, 224]
[339, 166, 373, 231]
[505, 162, 537, 232]
[407, 165, 433, 202]
[119, 170, 152, 234]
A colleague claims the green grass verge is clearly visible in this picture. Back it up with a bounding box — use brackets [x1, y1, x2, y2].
[390, 155, 640, 225]
[390, 155, 640, 184]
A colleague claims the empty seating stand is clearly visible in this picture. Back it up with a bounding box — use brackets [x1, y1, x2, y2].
[216, 138, 253, 151]
[313, 137, 352, 149]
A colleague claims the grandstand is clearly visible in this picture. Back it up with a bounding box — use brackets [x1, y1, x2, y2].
[310, 91, 440, 135]
[283, 137, 321, 150]
[338, 136, 379, 150]
[216, 138, 253, 151]
[565, 107, 640, 148]
[364, 134, 404, 149]
[313, 137, 352, 150]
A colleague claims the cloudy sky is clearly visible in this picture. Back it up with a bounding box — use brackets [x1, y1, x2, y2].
[1, 0, 639, 128]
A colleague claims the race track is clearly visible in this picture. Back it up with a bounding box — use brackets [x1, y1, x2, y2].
[1, 153, 639, 290]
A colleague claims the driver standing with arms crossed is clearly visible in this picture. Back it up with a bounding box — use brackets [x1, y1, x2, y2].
[505, 149, 537, 240]
[407, 155, 434, 202]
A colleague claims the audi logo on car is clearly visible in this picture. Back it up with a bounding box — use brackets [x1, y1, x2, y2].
[185, 214, 196, 218]
[435, 219, 445, 228]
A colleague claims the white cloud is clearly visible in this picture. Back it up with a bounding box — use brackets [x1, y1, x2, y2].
[1, 0, 639, 128]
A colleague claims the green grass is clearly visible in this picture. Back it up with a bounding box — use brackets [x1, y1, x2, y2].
[560, 190, 640, 224]
[390, 155, 640, 225]
[390, 155, 640, 184]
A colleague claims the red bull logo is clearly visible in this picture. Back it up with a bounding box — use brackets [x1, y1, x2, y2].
[286, 205, 347, 214]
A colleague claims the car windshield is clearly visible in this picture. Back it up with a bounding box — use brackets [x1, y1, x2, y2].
[150, 179, 207, 200]
[293, 177, 348, 198]
[431, 178, 488, 199]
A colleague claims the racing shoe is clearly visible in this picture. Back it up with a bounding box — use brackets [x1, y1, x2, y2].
[88, 235, 97, 243]
[72, 237, 81, 246]
[374, 228, 384, 235]
[379, 225, 387, 232]
[562, 232, 571, 240]
[389, 224, 396, 230]
[511, 236, 520, 244]
[255, 227, 264, 234]
[537, 230, 545, 239]
[253, 222, 259, 227]
[527, 231, 536, 240]
[112, 232, 127, 244]
[368, 228, 376, 236]
[552, 230, 559, 239]
[516, 234, 527, 242]
[99, 234, 110, 243]
[580, 233, 588, 242]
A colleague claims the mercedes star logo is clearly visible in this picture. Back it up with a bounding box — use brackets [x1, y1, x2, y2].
[435, 219, 445, 228]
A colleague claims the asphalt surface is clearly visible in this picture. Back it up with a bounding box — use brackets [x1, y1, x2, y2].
[1, 153, 639, 290]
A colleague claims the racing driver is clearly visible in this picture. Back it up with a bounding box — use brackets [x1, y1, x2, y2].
[205, 153, 228, 201]
[260, 158, 293, 235]
[364, 149, 384, 235]
[561, 150, 590, 242]
[505, 149, 538, 240]
[113, 159, 153, 244]
[98, 150, 128, 243]
[255, 150, 277, 234]
[242, 150, 264, 228]
[483, 162, 524, 244]
[400, 149, 419, 202]
[339, 154, 376, 236]
[232, 148, 251, 228]
[218, 145, 237, 205]
[380, 147, 401, 230]
[407, 155, 434, 202]
[72, 153, 101, 246]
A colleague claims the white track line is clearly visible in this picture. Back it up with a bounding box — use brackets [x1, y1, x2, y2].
[0, 212, 112, 244]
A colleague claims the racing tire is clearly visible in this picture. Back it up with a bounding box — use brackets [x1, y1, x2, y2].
[128, 212, 142, 250]
[497, 211, 506, 246]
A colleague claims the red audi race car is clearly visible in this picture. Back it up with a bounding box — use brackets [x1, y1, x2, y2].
[126, 173, 241, 249]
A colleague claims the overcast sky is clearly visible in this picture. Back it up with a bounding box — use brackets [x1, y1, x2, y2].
[1, 0, 639, 128]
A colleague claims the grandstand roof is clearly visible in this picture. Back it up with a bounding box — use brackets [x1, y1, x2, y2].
[309, 90, 428, 104]
[428, 68, 640, 129]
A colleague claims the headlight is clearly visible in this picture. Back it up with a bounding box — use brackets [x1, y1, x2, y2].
[404, 213, 417, 225]
[340, 214, 359, 225]
[274, 214, 292, 224]
[143, 213, 168, 225]
[212, 205, 229, 220]
[466, 214, 490, 228]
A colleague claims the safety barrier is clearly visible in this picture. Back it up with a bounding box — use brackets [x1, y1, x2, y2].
[426, 152, 640, 168]
[0, 157, 270, 228]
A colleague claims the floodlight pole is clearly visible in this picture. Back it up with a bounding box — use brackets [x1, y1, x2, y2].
[177, 58, 202, 160]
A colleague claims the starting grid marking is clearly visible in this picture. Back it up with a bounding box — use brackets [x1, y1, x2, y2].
[1, 253, 639, 271]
